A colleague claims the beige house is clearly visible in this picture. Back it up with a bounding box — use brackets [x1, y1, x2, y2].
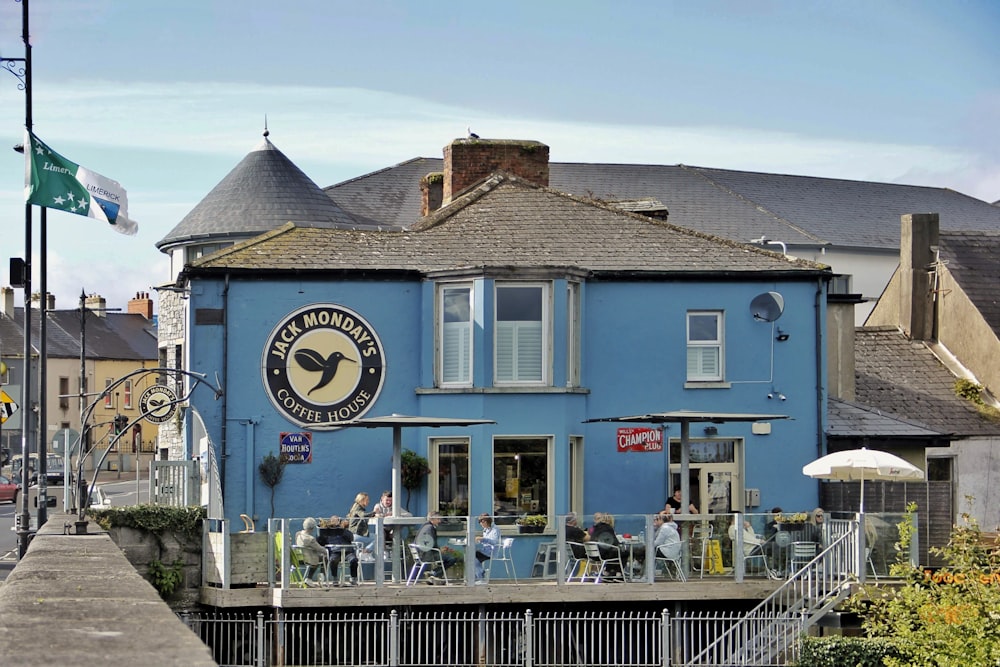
[0, 288, 158, 474]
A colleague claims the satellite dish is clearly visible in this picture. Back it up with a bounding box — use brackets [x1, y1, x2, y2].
[750, 291, 784, 322]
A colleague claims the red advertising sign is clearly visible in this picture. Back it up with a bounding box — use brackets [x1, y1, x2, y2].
[617, 427, 663, 453]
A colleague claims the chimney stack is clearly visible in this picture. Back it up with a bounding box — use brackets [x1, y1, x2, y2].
[899, 213, 939, 341]
[128, 291, 154, 320]
[420, 172, 444, 216]
[86, 294, 107, 317]
[442, 139, 549, 205]
[30, 292, 56, 311]
[1, 287, 14, 319]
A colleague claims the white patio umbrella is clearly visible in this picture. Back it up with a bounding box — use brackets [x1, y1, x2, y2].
[802, 447, 924, 514]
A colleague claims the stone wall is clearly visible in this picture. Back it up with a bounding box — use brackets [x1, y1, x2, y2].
[107, 523, 203, 611]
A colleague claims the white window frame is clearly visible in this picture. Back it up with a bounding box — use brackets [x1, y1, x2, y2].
[494, 282, 550, 386]
[687, 310, 724, 382]
[566, 281, 581, 387]
[437, 283, 474, 387]
[429, 438, 471, 518]
[123, 379, 133, 409]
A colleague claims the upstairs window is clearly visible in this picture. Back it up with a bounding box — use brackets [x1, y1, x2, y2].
[439, 284, 473, 386]
[687, 311, 723, 381]
[495, 284, 547, 385]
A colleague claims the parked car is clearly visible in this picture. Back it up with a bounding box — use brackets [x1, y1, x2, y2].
[88, 486, 111, 510]
[0, 474, 18, 504]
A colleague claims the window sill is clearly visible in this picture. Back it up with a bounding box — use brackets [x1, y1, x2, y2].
[417, 387, 590, 395]
[683, 381, 732, 389]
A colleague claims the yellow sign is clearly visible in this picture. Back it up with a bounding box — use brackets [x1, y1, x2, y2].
[0, 389, 18, 424]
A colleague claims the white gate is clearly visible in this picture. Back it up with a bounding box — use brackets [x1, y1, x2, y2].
[151, 460, 200, 506]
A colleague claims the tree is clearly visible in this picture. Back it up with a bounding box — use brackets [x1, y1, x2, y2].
[258, 452, 287, 520]
[853, 502, 1000, 666]
[400, 449, 429, 511]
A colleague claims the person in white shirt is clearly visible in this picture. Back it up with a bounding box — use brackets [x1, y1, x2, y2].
[654, 512, 682, 560]
[728, 518, 763, 557]
[473, 513, 501, 581]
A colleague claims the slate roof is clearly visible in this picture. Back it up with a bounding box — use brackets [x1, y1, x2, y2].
[0, 310, 156, 361]
[157, 137, 365, 250]
[326, 159, 1000, 250]
[853, 326, 1000, 437]
[187, 174, 829, 277]
[939, 231, 1000, 336]
[827, 397, 942, 438]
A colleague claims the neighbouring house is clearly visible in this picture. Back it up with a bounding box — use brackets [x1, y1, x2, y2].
[169, 139, 832, 582]
[0, 288, 158, 474]
[856, 214, 1000, 537]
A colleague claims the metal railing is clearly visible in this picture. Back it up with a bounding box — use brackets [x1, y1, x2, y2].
[181, 608, 678, 667]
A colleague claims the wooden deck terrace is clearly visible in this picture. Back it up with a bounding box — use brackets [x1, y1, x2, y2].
[201, 575, 782, 610]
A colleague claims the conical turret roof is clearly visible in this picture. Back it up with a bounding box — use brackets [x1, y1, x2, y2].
[157, 136, 361, 250]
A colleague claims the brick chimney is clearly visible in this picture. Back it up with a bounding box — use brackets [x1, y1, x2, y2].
[421, 172, 444, 216]
[1, 286, 14, 319]
[899, 213, 939, 341]
[86, 294, 107, 317]
[442, 139, 549, 205]
[128, 291, 154, 320]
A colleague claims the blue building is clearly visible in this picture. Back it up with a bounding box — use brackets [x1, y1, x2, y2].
[170, 138, 831, 533]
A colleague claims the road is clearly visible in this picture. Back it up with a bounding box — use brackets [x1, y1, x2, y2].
[0, 476, 149, 580]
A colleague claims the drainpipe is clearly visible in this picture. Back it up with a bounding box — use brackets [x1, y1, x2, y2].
[220, 274, 230, 497]
[815, 277, 826, 462]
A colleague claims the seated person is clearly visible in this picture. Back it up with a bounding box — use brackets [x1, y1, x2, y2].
[294, 517, 328, 583]
[589, 512, 626, 571]
[728, 518, 764, 557]
[319, 515, 359, 584]
[665, 488, 699, 514]
[807, 507, 826, 545]
[564, 512, 590, 561]
[473, 513, 501, 581]
[654, 512, 682, 561]
[373, 489, 412, 552]
[414, 512, 457, 583]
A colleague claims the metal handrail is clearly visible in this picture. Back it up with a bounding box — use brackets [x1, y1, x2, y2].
[687, 519, 860, 666]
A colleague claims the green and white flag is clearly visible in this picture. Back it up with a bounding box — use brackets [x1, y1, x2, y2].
[24, 130, 138, 236]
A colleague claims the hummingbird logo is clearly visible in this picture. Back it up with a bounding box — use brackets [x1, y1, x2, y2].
[295, 349, 356, 395]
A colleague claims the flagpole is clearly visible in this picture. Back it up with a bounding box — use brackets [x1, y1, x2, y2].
[37, 206, 48, 526]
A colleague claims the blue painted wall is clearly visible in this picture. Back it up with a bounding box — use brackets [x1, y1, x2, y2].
[185, 272, 825, 529]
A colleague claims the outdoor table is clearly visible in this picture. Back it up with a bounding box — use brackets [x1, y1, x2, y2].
[324, 543, 357, 584]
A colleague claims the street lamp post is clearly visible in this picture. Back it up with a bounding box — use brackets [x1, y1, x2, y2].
[2, 0, 36, 558]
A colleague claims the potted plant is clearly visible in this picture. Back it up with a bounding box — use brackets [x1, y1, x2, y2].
[516, 514, 547, 534]
[400, 449, 430, 511]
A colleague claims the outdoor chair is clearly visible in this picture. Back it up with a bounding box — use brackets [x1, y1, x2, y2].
[741, 541, 777, 579]
[564, 541, 588, 581]
[487, 537, 517, 582]
[789, 541, 818, 575]
[689, 523, 714, 578]
[655, 541, 687, 582]
[273, 531, 306, 588]
[405, 543, 449, 586]
[584, 541, 625, 583]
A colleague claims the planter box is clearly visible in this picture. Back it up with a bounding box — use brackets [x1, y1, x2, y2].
[518, 525, 546, 534]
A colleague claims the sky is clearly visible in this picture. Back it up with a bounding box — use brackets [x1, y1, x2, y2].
[1, 1, 998, 315]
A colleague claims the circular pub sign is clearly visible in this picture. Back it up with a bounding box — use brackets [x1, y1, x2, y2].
[139, 384, 178, 424]
[261, 303, 385, 428]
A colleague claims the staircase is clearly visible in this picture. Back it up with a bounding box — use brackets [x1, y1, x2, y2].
[686, 520, 862, 666]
